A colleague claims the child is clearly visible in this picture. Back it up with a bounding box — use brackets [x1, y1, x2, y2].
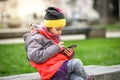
[23, 7, 90, 80]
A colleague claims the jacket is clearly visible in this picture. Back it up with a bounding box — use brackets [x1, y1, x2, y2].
[23, 28, 69, 80]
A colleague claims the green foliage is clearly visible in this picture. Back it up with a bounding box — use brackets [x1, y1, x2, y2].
[0, 38, 120, 76]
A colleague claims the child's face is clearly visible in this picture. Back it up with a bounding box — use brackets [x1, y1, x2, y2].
[49, 27, 63, 36]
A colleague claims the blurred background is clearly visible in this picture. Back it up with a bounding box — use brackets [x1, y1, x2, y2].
[0, 0, 120, 39]
[0, 0, 120, 77]
[0, 0, 119, 29]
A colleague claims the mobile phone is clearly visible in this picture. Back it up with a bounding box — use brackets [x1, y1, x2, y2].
[67, 45, 77, 48]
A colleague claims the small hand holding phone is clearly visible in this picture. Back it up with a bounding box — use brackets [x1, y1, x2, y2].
[59, 44, 77, 55]
[62, 45, 77, 58]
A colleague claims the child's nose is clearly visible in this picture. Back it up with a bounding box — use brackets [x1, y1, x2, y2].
[59, 31, 62, 35]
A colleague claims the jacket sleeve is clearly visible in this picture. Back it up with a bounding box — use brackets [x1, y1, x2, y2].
[27, 34, 61, 64]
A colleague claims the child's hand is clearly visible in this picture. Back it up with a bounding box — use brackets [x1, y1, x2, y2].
[30, 27, 37, 33]
[63, 48, 74, 57]
[58, 42, 64, 47]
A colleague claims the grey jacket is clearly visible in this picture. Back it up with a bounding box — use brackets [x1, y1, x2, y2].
[23, 32, 61, 64]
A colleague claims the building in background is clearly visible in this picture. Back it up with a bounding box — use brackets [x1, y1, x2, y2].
[0, 0, 119, 28]
[0, 0, 50, 28]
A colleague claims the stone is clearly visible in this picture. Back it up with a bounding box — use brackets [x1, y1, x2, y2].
[88, 27, 106, 38]
[0, 65, 120, 80]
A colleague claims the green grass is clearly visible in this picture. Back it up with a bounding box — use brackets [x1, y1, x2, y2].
[0, 38, 120, 76]
[64, 38, 120, 65]
[0, 44, 37, 76]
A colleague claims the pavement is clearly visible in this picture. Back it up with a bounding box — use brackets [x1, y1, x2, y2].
[0, 31, 120, 44]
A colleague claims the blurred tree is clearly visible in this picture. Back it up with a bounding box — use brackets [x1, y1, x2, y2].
[111, 0, 119, 18]
[94, 0, 119, 24]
